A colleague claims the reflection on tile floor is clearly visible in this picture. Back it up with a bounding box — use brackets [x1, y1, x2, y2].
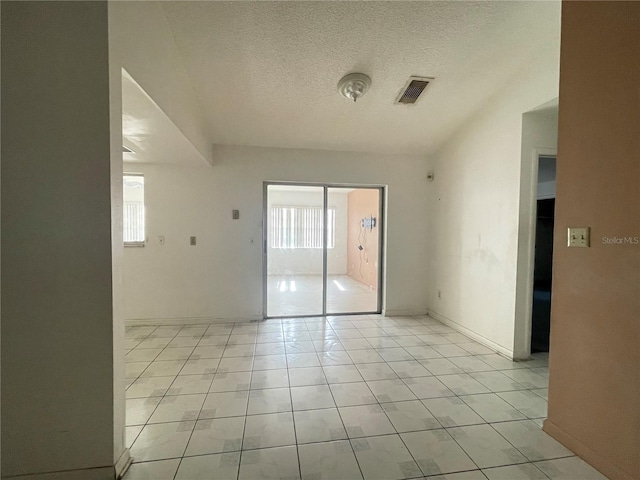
[267, 275, 378, 317]
[123, 315, 608, 480]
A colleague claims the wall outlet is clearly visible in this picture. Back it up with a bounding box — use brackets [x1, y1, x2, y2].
[190, 236, 197, 246]
[567, 227, 590, 247]
[437, 290, 441, 299]
[232, 209, 240, 220]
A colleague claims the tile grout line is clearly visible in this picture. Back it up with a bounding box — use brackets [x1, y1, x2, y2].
[146, 325, 211, 480]
[324, 358, 368, 480]
[174, 323, 234, 479]
[234, 321, 262, 480]
[127, 325, 186, 450]
[342, 317, 445, 478]
[125, 315, 551, 479]
[284, 347, 304, 480]
[381, 324, 489, 478]
[342, 322, 479, 479]
[385, 327, 553, 475]
[124, 325, 163, 451]
[128, 323, 231, 477]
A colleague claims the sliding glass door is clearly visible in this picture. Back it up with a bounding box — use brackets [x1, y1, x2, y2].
[264, 183, 382, 318]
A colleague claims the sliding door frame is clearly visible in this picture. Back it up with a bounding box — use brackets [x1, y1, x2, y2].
[263, 181, 384, 319]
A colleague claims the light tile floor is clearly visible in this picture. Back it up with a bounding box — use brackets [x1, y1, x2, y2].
[267, 275, 378, 317]
[123, 315, 608, 480]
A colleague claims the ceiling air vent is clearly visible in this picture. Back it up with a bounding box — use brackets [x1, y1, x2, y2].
[395, 76, 433, 105]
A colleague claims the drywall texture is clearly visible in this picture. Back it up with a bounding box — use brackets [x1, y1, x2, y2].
[1, 2, 117, 477]
[267, 188, 348, 276]
[427, 45, 560, 357]
[123, 146, 430, 320]
[159, 1, 562, 156]
[347, 189, 380, 289]
[544, 3, 640, 480]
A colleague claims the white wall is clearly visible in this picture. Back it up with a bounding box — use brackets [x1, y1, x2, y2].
[123, 145, 431, 321]
[267, 189, 348, 276]
[2, 2, 119, 477]
[427, 52, 560, 358]
[109, 5, 128, 472]
[109, 1, 211, 164]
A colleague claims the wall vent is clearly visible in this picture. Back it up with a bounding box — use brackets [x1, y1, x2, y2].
[395, 76, 433, 105]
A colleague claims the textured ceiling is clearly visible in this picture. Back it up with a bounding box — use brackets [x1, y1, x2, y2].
[160, 1, 560, 156]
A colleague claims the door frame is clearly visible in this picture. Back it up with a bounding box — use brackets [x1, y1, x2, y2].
[262, 181, 385, 319]
[513, 149, 556, 359]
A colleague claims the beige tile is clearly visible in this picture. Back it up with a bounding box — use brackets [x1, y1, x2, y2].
[238, 445, 300, 480]
[130, 421, 194, 462]
[175, 452, 240, 480]
[243, 413, 296, 450]
[293, 408, 347, 444]
[299, 440, 363, 480]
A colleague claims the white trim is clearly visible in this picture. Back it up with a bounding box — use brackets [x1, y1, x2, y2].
[428, 309, 514, 359]
[115, 448, 132, 479]
[125, 315, 262, 326]
[513, 148, 557, 360]
[383, 309, 429, 317]
[2, 467, 114, 480]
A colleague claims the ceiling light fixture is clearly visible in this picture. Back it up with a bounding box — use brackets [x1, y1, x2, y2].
[338, 73, 372, 103]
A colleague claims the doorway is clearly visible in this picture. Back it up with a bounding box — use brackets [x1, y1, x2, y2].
[264, 183, 383, 318]
[531, 156, 556, 352]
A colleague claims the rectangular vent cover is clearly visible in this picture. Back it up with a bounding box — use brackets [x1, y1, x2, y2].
[396, 77, 433, 105]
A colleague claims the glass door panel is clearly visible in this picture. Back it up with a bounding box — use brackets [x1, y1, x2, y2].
[266, 185, 325, 317]
[326, 187, 381, 314]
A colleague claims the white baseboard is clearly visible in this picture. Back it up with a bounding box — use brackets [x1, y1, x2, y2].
[125, 315, 263, 326]
[384, 309, 429, 317]
[3, 451, 132, 480]
[427, 309, 514, 359]
[2, 467, 114, 480]
[115, 448, 132, 479]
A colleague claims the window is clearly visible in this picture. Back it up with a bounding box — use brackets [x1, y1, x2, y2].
[271, 206, 335, 249]
[123, 174, 145, 245]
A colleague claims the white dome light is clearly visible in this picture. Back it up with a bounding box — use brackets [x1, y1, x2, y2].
[337, 73, 372, 103]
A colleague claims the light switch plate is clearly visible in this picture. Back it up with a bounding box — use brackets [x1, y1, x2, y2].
[232, 210, 240, 220]
[190, 236, 197, 246]
[568, 227, 590, 247]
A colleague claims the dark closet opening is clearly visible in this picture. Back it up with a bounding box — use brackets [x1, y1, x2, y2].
[531, 198, 555, 353]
